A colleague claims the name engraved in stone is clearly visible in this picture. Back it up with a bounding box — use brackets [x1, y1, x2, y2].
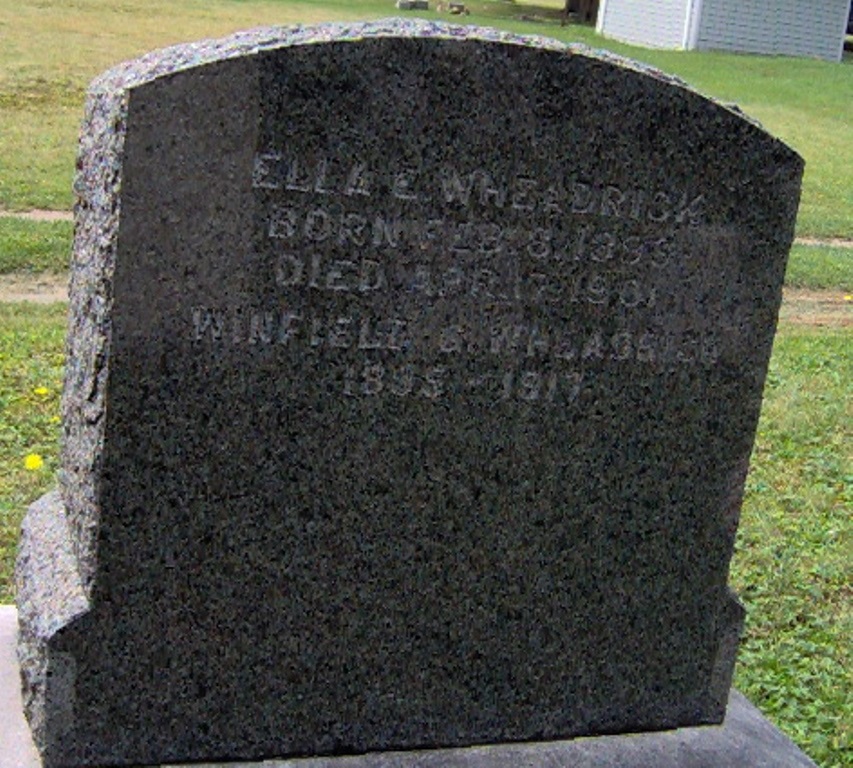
[188, 146, 727, 405]
[253, 151, 706, 225]
[253, 152, 374, 198]
[191, 307, 722, 367]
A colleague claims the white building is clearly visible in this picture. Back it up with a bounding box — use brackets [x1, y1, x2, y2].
[596, 0, 850, 61]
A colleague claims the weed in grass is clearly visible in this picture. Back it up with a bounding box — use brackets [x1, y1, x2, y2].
[23, 452, 45, 470]
[0, 302, 65, 604]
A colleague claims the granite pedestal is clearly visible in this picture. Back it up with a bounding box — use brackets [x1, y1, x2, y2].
[1, 606, 817, 768]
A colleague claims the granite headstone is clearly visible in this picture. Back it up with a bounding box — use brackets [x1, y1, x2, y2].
[16, 19, 803, 768]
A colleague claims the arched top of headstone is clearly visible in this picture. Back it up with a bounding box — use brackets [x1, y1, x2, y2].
[84, 19, 786, 140]
[89, 19, 682, 92]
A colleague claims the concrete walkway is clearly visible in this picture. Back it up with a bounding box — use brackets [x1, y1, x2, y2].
[0, 606, 39, 768]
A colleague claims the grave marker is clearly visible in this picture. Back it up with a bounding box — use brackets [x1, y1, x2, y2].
[16, 19, 805, 767]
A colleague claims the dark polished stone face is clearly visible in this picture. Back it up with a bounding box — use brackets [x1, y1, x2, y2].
[16, 20, 802, 768]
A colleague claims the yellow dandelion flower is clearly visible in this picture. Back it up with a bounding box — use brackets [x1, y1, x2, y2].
[845, 295, 852, 302]
[24, 454, 44, 471]
[33, 386, 50, 396]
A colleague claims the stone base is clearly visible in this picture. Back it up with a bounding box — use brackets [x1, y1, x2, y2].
[1, 605, 816, 768]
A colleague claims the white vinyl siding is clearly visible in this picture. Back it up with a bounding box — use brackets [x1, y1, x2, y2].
[696, 0, 848, 60]
[597, 0, 849, 61]
[598, 0, 689, 49]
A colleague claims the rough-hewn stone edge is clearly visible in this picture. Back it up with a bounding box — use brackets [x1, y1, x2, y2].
[15, 492, 89, 760]
[60, 83, 127, 593]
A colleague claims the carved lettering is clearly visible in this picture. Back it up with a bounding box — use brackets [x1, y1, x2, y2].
[325, 261, 357, 292]
[305, 209, 332, 242]
[274, 254, 387, 294]
[392, 169, 419, 201]
[500, 370, 583, 404]
[275, 254, 304, 287]
[600, 185, 625, 217]
[372, 215, 402, 248]
[278, 312, 301, 345]
[420, 367, 447, 400]
[571, 182, 595, 214]
[282, 156, 310, 192]
[252, 152, 282, 189]
[389, 365, 415, 396]
[255, 152, 706, 226]
[192, 307, 225, 342]
[359, 260, 386, 292]
[248, 312, 275, 345]
[442, 168, 506, 208]
[234, 151, 724, 408]
[338, 213, 368, 246]
[344, 162, 372, 197]
[511, 177, 538, 211]
[269, 206, 298, 239]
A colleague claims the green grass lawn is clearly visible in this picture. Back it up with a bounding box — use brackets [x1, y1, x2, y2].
[734, 328, 852, 765]
[0, 218, 72, 274]
[0, 0, 851, 239]
[785, 244, 853, 291]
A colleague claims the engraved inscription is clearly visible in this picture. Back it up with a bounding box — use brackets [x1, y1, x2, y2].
[253, 154, 707, 226]
[191, 147, 731, 405]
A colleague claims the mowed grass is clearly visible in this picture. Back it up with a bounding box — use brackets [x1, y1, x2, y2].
[581, 47, 853, 240]
[0, 218, 72, 273]
[734, 328, 852, 766]
[0, 301, 848, 766]
[0, 0, 851, 239]
[784, 244, 853, 291]
[0, 0, 388, 210]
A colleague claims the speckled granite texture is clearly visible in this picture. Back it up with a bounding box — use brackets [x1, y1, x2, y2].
[0, 608, 820, 768]
[185, 690, 820, 767]
[16, 18, 803, 768]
